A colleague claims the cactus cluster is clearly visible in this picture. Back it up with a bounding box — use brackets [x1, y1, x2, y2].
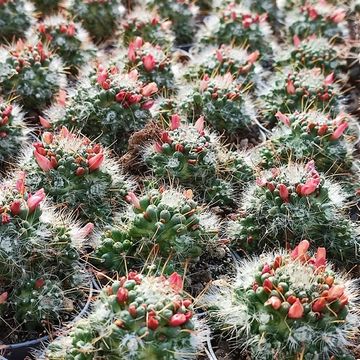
[227, 161, 358, 263]
[0, 172, 89, 335]
[93, 187, 220, 272]
[20, 127, 131, 223]
[44, 272, 207, 360]
[30, 0, 62, 13]
[0, 40, 66, 111]
[200, 241, 359, 359]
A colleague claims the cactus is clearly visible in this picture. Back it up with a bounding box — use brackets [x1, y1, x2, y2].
[276, 35, 347, 72]
[124, 37, 176, 93]
[0, 172, 90, 335]
[0, 102, 29, 168]
[259, 68, 342, 126]
[0, 0, 34, 43]
[200, 241, 359, 359]
[286, 2, 348, 40]
[145, 0, 198, 46]
[0, 40, 66, 111]
[66, 0, 125, 42]
[20, 127, 132, 224]
[93, 187, 220, 273]
[258, 111, 356, 174]
[227, 161, 358, 264]
[142, 114, 254, 206]
[30, 0, 62, 13]
[184, 45, 261, 89]
[43, 272, 207, 360]
[30, 16, 95, 74]
[121, 7, 175, 48]
[47, 66, 158, 154]
[197, 3, 274, 56]
[180, 72, 257, 135]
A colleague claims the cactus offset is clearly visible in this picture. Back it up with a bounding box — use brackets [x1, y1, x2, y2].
[200, 242, 359, 359]
[227, 161, 358, 264]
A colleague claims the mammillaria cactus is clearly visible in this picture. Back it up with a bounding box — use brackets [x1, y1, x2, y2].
[0, 40, 66, 111]
[200, 241, 359, 359]
[43, 272, 207, 359]
[121, 7, 174, 48]
[184, 45, 261, 89]
[47, 66, 158, 153]
[0, 0, 34, 43]
[0, 172, 90, 337]
[227, 161, 358, 263]
[259, 68, 342, 126]
[142, 114, 254, 206]
[30, 16, 95, 74]
[258, 111, 356, 174]
[145, 0, 198, 46]
[30, 0, 62, 13]
[286, 2, 348, 40]
[197, 3, 273, 56]
[180, 72, 257, 135]
[20, 127, 131, 224]
[0, 102, 29, 168]
[93, 187, 220, 272]
[67, 0, 125, 42]
[124, 37, 176, 93]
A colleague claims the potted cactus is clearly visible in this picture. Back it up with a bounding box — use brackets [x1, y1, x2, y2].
[42, 272, 207, 359]
[200, 241, 359, 359]
[0, 40, 66, 112]
[227, 161, 358, 264]
[20, 127, 132, 224]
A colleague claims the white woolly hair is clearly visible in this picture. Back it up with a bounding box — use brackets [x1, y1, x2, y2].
[200, 250, 360, 355]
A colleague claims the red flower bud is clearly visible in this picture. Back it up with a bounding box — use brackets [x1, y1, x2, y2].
[116, 287, 128, 304]
[265, 296, 282, 310]
[278, 184, 289, 202]
[312, 297, 326, 312]
[88, 153, 104, 172]
[169, 313, 187, 327]
[142, 54, 156, 72]
[147, 315, 159, 330]
[288, 299, 304, 319]
[10, 200, 21, 216]
[35, 278, 45, 289]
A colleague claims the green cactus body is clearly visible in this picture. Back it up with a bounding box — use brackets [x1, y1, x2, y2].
[68, 0, 125, 42]
[21, 127, 131, 224]
[94, 188, 219, 272]
[180, 72, 257, 134]
[0, 173, 88, 335]
[33, 16, 95, 74]
[201, 242, 359, 359]
[0, 41, 66, 111]
[0, 0, 34, 43]
[50, 66, 158, 153]
[44, 273, 206, 359]
[0, 103, 28, 167]
[121, 7, 175, 48]
[31, 0, 61, 13]
[258, 111, 355, 174]
[125, 38, 176, 93]
[260, 68, 341, 126]
[228, 161, 358, 264]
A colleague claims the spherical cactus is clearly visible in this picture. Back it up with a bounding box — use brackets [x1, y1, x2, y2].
[121, 7, 175, 48]
[30, 0, 62, 13]
[0, 172, 90, 336]
[259, 68, 342, 126]
[200, 241, 359, 359]
[184, 44, 262, 89]
[0, 0, 34, 43]
[93, 187, 220, 272]
[286, 2, 348, 40]
[227, 161, 358, 264]
[276, 35, 347, 72]
[145, 0, 198, 46]
[43, 272, 207, 360]
[0, 102, 29, 167]
[30, 16, 95, 74]
[0, 40, 66, 111]
[67, 0, 125, 42]
[197, 3, 274, 56]
[180, 72, 258, 135]
[47, 66, 158, 153]
[124, 37, 176, 93]
[20, 127, 132, 224]
[257, 111, 356, 174]
[142, 114, 254, 206]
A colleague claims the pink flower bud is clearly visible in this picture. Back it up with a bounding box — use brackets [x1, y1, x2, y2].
[141, 100, 154, 110]
[199, 78, 209, 92]
[66, 24, 76, 36]
[141, 82, 158, 97]
[300, 178, 318, 195]
[154, 142, 163, 153]
[168, 272, 183, 293]
[194, 116, 205, 135]
[330, 122, 348, 140]
[291, 240, 310, 261]
[39, 115, 51, 129]
[10, 200, 21, 216]
[286, 79, 296, 94]
[327, 285, 345, 301]
[278, 184, 289, 202]
[27, 188, 45, 213]
[34, 150, 54, 172]
[330, 8, 346, 23]
[216, 49, 223, 62]
[317, 124, 328, 136]
[16, 171, 26, 195]
[315, 247, 326, 271]
[170, 114, 181, 130]
[42, 132, 53, 145]
[134, 36, 143, 48]
[324, 72, 334, 85]
[307, 6, 318, 20]
[288, 299, 304, 319]
[147, 316, 159, 330]
[293, 35, 301, 47]
[0, 292, 8, 304]
[265, 296, 282, 310]
[247, 50, 260, 64]
[127, 43, 137, 62]
[275, 111, 290, 126]
[142, 54, 156, 72]
[97, 69, 108, 86]
[79, 223, 94, 238]
[169, 313, 187, 327]
[115, 91, 126, 102]
[88, 153, 104, 172]
[125, 192, 141, 209]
